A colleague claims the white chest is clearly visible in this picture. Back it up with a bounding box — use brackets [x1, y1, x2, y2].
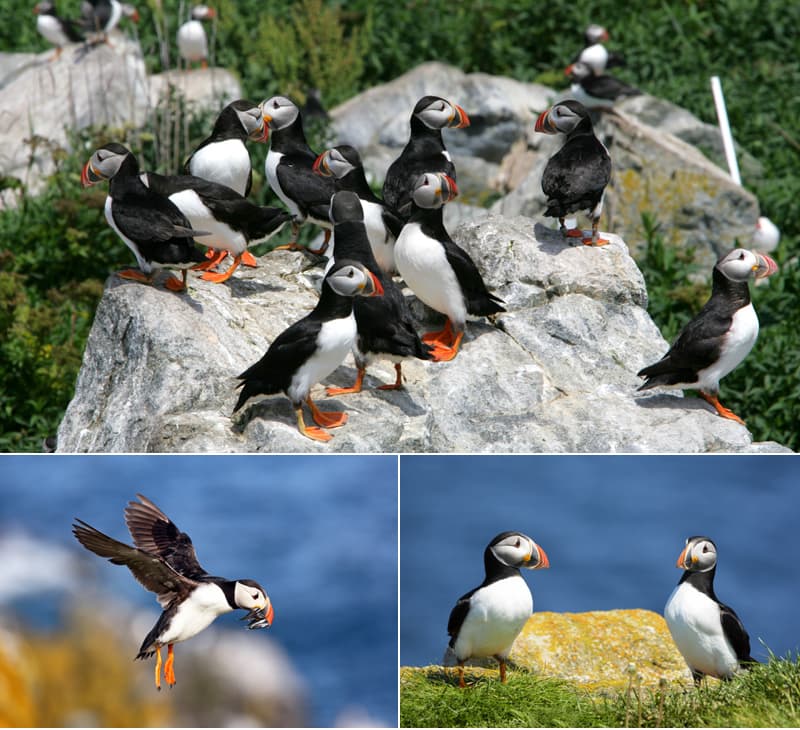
[190, 139, 251, 196]
[697, 303, 759, 390]
[177, 20, 208, 61]
[168, 188, 245, 254]
[265, 150, 299, 217]
[160, 583, 232, 645]
[664, 582, 738, 678]
[37, 15, 69, 46]
[287, 314, 356, 404]
[394, 222, 466, 327]
[453, 576, 533, 662]
[362, 200, 395, 274]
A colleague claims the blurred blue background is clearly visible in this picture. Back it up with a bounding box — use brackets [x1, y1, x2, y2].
[0, 455, 397, 727]
[401, 455, 800, 667]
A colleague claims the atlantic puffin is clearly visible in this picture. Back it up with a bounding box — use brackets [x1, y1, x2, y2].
[664, 536, 757, 684]
[382, 95, 470, 220]
[565, 61, 641, 109]
[445, 531, 549, 688]
[81, 143, 209, 292]
[233, 259, 384, 442]
[535, 99, 612, 246]
[80, 0, 137, 40]
[177, 5, 215, 67]
[313, 145, 404, 275]
[394, 172, 505, 361]
[637, 248, 778, 424]
[321, 191, 432, 394]
[34, 2, 84, 60]
[571, 24, 626, 74]
[752, 216, 780, 253]
[260, 95, 338, 253]
[73, 493, 273, 690]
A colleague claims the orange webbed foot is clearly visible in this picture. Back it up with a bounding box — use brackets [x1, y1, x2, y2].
[241, 251, 258, 268]
[699, 392, 746, 425]
[295, 407, 333, 442]
[564, 228, 584, 238]
[164, 644, 176, 688]
[582, 237, 609, 246]
[326, 369, 365, 397]
[117, 269, 153, 284]
[377, 364, 403, 390]
[201, 255, 242, 283]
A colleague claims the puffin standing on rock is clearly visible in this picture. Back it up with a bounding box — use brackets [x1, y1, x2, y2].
[322, 191, 432, 395]
[565, 61, 641, 109]
[81, 143, 208, 292]
[664, 536, 757, 684]
[394, 172, 505, 362]
[34, 2, 84, 59]
[637, 248, 778, 424]
[382, 95, 470, 220]
[177, 5, 215, 67]
[572, 23, 626, 74]
[233, 259, 384, 442]
[73, 494, 273, 690]
[445, 531, 550, 688]
[535, 99, 612, 246]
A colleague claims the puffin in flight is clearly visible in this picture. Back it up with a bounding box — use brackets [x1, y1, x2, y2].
[394, 172, 505, 361]
[664, 536, 757, 684]
[637, 248, 778, 424]
[382, 95, 470, 220]
[73, 493, 273, 690]
[445, 531, 549, 687]
[535, 99, 612, 246]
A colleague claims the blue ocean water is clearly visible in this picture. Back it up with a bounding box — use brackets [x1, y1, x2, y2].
[401, 455, 800, 668]
[0, 455, 398, 728]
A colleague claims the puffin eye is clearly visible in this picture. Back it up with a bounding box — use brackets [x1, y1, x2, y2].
[702, 545, 709, 553]
[252, 593, 258, 599]
[514, 539, 520, 547]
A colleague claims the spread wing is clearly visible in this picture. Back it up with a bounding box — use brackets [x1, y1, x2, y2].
[124, 494, 209, 580]
[73, 519, 198, 607]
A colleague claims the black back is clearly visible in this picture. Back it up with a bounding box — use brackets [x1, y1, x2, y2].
[41, 2, 85, 41]
[576, 72, 640, 101]
[81, 0, 111, 31]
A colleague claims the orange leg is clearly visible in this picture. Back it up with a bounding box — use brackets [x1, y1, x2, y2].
[192, 249, 228, 271]
[583, 218, 609, 246]
[164, 271, 188, 292]
[326, 368, 365, 397]
[154, 646, 163, 690]
[307, 229, 331, 256]
[431, 331, 464, 362]
[422, 319, 456, 348]
[117, 269, 153, 284]
[241, 250, 258, 268]
[377, 363, 404, 390]
[498, 657, 507, 683]
[699, 392, 746, 425]
[274, 222, 302, 251]
[201, 254, 243, 283]
[164, 644, 176, 687]
[295, 406, 332, 442]
[306, 396, 348, 428]
[458, 663, 466, 689]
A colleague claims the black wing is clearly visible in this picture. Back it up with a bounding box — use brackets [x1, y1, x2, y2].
[72, 519, 197, 607]
[440, 238, 505, 317]
[584, 73, 640, 100]
[542, 137, 611, 214]
[277, 155, 338, 220]
[111, 194, 199, 244]
[381, 206, 405, 240]
[124, 494, 209, 580]
[719, 602, 756, 664]
[355, 284, 432, 360]
[447, 586, 479, 646]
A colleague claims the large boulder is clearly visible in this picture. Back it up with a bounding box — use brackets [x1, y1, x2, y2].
[56, 216, 789, 453]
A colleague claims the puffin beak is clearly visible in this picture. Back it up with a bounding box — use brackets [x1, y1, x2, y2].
[564, 64, 574, 76]
[243, 601, 274, 629]
[527, 544, 550, 569]
[601, 29, 610, 42]
[753, 252, 778, 279]
[80, 161, 102, 187]
[534, 109, 556, 134]
[363, 270, 384, 297]
[450, 104, 470, 129]
[206, 8, 216, 18]
[312, 151, 331, 176]
[130, 9, 140, 21]
[261, 109, 274, 130]
[440, 174, 459, 203]
[676, 545, 691, 569]
[250, 119, 269, 143]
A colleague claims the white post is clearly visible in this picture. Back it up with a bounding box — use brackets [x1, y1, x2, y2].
[710, 76, 742, 186]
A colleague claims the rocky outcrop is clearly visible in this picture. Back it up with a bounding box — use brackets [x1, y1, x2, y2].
[56, 216, 788, 453]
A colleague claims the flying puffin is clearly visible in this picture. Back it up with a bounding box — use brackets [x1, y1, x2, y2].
[565, 61, 641, 109]
[260, 95, 339, 254]
[571, 24, 626, 74]
[664, 536, 757, 684]
[233, 259, 384, 442]
[445, 531, 549, 688]
[321, 191, 432, 395]
[394, 172, 505, 362]
[382, 95, 470, 220]
[140, 170, 292, 283]
[73, 493, 273, 690]
[535, 99, 612, 246]
[177, 5, 215, 66]
[34, 2, 84, 60]
[637, 248, 778, 424]
[313, 145, 404, 275]
[81, 143, 209, 292]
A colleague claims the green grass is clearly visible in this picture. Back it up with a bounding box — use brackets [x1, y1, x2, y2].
[401, 657, 800, 727]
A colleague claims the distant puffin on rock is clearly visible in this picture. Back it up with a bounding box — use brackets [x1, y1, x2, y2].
[565, 61, 641, 109]
[572, 23, 626, 74]
[177, 5, 215, 67]
[535, 99, 612, 246]
[34, 2, 84, 59]
[637, 248, 778, 425]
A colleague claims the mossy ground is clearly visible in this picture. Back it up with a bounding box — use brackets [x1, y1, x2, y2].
[400, 657, 800, 728]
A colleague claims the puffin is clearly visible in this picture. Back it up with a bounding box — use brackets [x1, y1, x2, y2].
[572, 24, 626, 74]
[81, 143, 209, 292]
[393, 172, 505, 362]
[141, 170, 292, 283]
[565, 61, 641, 109]
[321, 190, 432, 395]
[535, 99, 612, 246]
[233, 259, 384, 442]
[752, 216, 780, 253]
[444, 531, 550, 688]
[382, 95, 470, 220]
[637, 248, 778, 424]
[80, 0, 137, 40]
[73, 493, 273, 690]
[177, 5, 215, 67]
[664, 536, 757, 684]
[260, 95, 339, 253]
[313, 145, 404, 274]
[34, 2, 84, 59]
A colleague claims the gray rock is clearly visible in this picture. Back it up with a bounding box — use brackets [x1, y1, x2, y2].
[56, 217, 788, 453]
[148, 67, 242, 113]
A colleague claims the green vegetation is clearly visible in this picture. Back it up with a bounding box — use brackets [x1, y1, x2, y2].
[401, 657, 800, 727]
[2, 0, 798, 450]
